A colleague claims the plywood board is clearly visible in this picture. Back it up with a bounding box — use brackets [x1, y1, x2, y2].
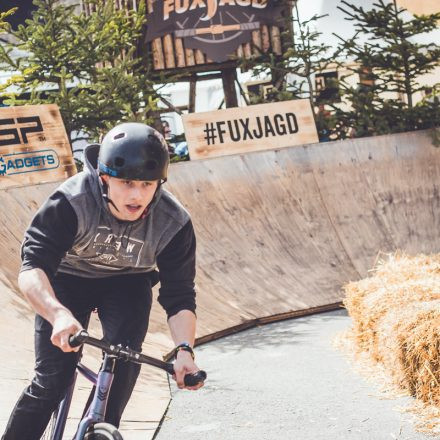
[0, 104, 76, 189]
[1, 130, 440, 437]
[183, 99, 318, 160]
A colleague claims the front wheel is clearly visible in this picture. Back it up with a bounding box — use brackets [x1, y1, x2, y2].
[83, 423, 123, 440]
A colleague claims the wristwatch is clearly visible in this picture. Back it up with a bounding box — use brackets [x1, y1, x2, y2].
[173, 342, 195, 360]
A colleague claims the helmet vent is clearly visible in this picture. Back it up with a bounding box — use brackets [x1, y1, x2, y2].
[114, 157, 125, 167]
[146, 160, 158, 170]
[113, 132, 126, 140]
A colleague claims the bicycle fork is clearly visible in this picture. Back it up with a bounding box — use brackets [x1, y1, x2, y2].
[74, 355, 116, 440]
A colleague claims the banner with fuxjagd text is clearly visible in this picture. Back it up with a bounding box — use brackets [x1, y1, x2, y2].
[145, 0, 285, 62]
[182, 99, 319, 160]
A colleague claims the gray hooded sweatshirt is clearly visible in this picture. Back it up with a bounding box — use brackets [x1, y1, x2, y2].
[20, 144, 196, 317]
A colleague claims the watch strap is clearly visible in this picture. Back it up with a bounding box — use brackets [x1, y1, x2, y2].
[173, 343, 195, 360]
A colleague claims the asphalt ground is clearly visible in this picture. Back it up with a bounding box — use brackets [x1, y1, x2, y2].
[155, 309, 437, 440]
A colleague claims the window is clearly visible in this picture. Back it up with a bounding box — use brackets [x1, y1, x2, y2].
[315, 71, 340, 103]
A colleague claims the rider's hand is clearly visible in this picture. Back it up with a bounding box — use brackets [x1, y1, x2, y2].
[50, 309, 83, 353]
[173, 350, 204, 391]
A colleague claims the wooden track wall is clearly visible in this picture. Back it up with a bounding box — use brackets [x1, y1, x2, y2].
[2, 130, 439, 341]
[1, 130, 439, 436]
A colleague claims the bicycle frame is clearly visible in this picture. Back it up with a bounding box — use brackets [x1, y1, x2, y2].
[75, 355, 116, 439]
[44, 330, 206, 440]
[49, 354, 116, 440]
[51, 370, 78, 440]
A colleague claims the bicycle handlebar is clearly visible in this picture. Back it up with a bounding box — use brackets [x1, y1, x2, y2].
[69, 330, 206, 387]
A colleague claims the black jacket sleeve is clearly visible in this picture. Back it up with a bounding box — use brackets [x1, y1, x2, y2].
[21, 191, 78, 279]
[156, 219, 196, 319]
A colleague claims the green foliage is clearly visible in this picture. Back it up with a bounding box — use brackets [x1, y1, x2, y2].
[424, 87, 440, 147]
[333, 0, 440, 139]
[0, 8, 16, 32]
[0, 0, 165, 146]
[0, 8, 16, 94]
[238, 5, 332, 118]
[170, 153, 189, 163]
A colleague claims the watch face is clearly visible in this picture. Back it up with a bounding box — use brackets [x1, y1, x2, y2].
[146, 1, 285, 63]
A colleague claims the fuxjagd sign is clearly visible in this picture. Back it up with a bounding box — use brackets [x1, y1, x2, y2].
[145, 0, 285, 62]
[0, 105, 76, 189]
[182, 99, 319, 159]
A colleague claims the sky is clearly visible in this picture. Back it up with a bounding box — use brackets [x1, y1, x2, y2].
[296, 0, 440, 49]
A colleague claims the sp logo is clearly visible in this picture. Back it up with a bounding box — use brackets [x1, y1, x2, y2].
[0, 116, 44, 147]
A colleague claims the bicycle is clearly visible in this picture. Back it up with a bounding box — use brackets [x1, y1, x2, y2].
[42, 329, 207, 440]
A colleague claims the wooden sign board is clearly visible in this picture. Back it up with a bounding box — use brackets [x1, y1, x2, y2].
[144, 0, 286, 70]
[182, 99, 319, 160]
[0, 104, 76, 189]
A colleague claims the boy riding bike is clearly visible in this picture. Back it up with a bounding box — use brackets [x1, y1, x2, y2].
[2, 122, 204, 440]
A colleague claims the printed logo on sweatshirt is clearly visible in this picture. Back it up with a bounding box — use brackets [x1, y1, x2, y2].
[83, 226, 145, 268]
[0, 149, 59, 176]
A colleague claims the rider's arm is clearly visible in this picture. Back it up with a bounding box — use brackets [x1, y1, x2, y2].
[19, 191, 82, 352]
[156, 219, 202, 389]
[167, 310, 201, 390]
[156, 219, 196, 319]
[21, 191, 78, 278]
[19, 268, 82, 351]
[168, 309, 196, 346]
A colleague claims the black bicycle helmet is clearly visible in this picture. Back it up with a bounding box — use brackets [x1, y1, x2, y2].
[98, 122, 169, 181]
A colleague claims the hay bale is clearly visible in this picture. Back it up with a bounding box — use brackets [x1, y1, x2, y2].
[343, 253, 440, 408]
[376, 301, 440, 405]
[396, 304, 440, 405]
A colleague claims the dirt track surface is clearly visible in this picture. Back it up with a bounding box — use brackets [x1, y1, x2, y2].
[156, 310, 435, 440]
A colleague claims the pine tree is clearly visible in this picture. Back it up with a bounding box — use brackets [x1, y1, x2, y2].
[0, 0, 164, 146]
[239, 3, 332, 129]
[334, 0, 440, 138]
[0, 8, 16, 33]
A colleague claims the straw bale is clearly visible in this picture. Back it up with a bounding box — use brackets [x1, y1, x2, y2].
[343, 253, 440, 356]
[342, 253, 440, 428]
[396, 304, 440, 405]
[376, 301, 440, 404]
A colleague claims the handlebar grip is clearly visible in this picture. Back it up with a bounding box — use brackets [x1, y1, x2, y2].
[184, 370, 207, 387]
[69, 330, 89, 348]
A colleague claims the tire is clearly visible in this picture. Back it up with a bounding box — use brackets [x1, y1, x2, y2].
[84, 423, 124, 440]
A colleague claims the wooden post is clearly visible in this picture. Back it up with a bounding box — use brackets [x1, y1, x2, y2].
[189, 77, 197, 113]
[270, 26, 282, 54]
[174, 37, 186, 68]
[221, 68, 238, 108]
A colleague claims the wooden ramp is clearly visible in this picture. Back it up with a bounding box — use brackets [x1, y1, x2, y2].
[1, 130, 439, 437]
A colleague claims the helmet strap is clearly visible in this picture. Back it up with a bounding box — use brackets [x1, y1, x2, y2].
[99, 175, 120, 213]
[103, 192, 120, 213]
[145, 179, 165, 212]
